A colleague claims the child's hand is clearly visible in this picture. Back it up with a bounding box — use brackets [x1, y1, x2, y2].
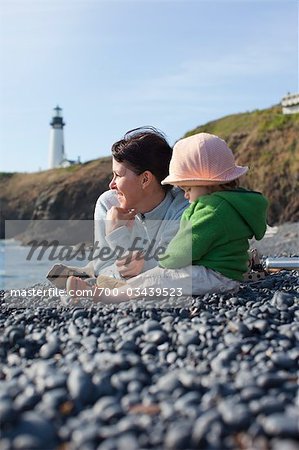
[106, 206, 137, 234]
[116, 250, 145, 278]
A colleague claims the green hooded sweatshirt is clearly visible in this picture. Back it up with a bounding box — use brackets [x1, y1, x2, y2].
[159, 189, 268, 281]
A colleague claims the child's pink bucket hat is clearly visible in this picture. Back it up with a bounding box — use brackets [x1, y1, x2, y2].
[162, 133, 248, 186]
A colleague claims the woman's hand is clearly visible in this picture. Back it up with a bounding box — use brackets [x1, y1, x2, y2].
[116, 250, 145, 278]
[106, 206, 137, 235]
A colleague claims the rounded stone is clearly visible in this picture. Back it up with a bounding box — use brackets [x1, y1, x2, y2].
[9, 412, 57, 446]
[270, 353, 296, 369]
[8, 326, 25, 346]
[257, 373, 286, 389]
[178, 331, 200, 346]
[39, 340, 60, 359]
[261, 413, 299, 437]
[67, 367, 95, 404]
[0, 399, 17, 423]
[272, 439, 299, 450]
[271, 292, 294, 310]
[192, 409, 221, 445]
[146, 330, 168, 345]
[12, 434, 43, 450]
[219, 401, 252, 428]
[164, 422, 192, 449]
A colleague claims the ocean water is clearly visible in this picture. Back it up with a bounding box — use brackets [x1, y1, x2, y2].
[0, 239, 88, 290]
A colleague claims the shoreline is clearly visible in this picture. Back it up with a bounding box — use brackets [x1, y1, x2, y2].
[1, 221, 298, 292]
[249, 221, 298, 257]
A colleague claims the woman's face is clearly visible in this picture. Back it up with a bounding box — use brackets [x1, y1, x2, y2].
[109, 159, 144, 210]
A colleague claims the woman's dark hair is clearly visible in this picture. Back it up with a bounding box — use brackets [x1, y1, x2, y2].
[111, 127, 173, 191]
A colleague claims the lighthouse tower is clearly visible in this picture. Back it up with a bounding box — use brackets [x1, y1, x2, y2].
[48, 105, 66, 169]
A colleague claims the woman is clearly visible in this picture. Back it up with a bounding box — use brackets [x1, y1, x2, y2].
[47, 127, 188, 287]
[93, 127, 188, 279]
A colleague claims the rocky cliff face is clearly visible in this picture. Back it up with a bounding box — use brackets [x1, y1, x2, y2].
[1, 106, 298, 240]
[0, 158, 112, 240]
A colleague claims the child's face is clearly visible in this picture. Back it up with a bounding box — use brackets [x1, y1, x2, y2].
[180, 185, 210, 203]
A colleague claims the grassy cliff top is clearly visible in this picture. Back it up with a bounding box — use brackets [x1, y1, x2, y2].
[184, 105, 299, 140]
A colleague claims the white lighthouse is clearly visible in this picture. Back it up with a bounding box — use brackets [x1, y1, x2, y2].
[48, 105, 66, 169]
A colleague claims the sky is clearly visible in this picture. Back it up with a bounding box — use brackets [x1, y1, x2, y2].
[0, 0, 298, 173]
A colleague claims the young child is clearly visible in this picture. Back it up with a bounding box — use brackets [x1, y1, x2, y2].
[66, 133, 268, 303]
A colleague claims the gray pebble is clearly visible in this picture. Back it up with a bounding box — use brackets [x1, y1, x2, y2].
[0, 399, 17, 423]
[143, 320, 161, 332]
[116, 433, 140, 450]
[249, 396, 286, 415]
[71, 423, 99, 446]
[67, 367, 95, 404]
[261, 413, 299, 437]
[218, 400, 252, 428]
[240, 386, 264, 401]
[156, 373, 182, 392]
[8, 412, 57, 445]
[257, 373, 287, 389]
[192, 409, 221, 445]
[178, 331, 200, 346]
[7, 326, 25, 346]
[271, 352, 296, 369]
[146, 330, 168, 345]
[14, 389, 40, 412]
[12, 434, 43, 450]
[141, 343, 157, 355]
[39, 340, 60, 359]
[252, 319, 269, 333]
[272, 439, 299, 450]
[272, 291, 294, 310]
[164, 422, 192, 449]
[72, 308, 89, 320]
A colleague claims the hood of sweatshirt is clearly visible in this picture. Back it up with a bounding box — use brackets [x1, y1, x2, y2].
[213, 188, 268, 240]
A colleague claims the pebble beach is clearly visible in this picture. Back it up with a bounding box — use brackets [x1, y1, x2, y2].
[1, 223, 298, 450]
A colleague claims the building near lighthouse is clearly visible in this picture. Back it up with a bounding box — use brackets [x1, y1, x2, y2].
[281, 93, 299, 114]
[48, 105, 79, 169]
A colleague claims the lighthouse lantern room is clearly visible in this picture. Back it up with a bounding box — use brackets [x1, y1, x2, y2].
[48, 105, 66, 169]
